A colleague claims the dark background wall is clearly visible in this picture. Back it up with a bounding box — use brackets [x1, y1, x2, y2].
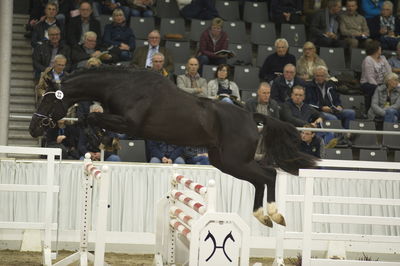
[14, 0, 29, 14]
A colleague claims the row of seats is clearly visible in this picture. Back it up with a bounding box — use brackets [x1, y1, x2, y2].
[326, 149, 400, 162]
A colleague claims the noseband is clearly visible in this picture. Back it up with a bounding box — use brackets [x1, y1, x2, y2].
[33, 91, 65, 128]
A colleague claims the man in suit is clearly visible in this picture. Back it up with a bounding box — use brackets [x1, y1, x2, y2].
[67, 1, 102, 47]
[309, 0, 346, 47]
[130, 30, 174, 73]
[271, 63, 305, 105]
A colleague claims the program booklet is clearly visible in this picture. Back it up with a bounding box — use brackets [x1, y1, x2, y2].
[215, 49, 235, 56]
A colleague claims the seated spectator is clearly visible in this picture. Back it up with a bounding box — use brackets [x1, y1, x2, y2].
[78, 103, 121, 161]
[35, 54, 68, 98]
[309, 0, 346, 47]
[45, 119, 80, 159]
[128, 0, 155, 17]
[207, 64, 241, 104]
[183, 146, 209, 165]
[281, 85, 335, 144]
[245, 82, 280, 119]
[305, 65, 356, 128]
[31, 2, 65, 48]
[150, 52, 173, 80]
[178, 0, 219, 20]
[197, 17, 229, 69]
[177, 57, 208, 97]
[303, 0, 327, 19]
[361, 0, 384, 19]
[368, 1, 400, 50]
[271, 63, 305, 105]
[340, 0, 371, 48]
[32, 26, 71, 80]
[296, 42, 327, 81]
[131, 30, 174, 73]
[270, 0, 303, 25]
[368, 72, 400, 122]
[259, 38, 296, 83]
[67, 1, 101, 47]
[71, 31, 112, 69]
[389, 42, 400, 73]
[360, 40, 392, 112]
[93, 0, 130, 20]
[103, 8, 136, 62]
[299, 124, 325, 158]
[148, 140, 185, 164]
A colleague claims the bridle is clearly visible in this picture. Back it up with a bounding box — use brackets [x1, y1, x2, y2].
[33, 91, 66, 129]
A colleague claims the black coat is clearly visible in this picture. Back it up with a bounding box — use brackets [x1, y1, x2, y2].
[271, 75, 305, 104]
[281, 99, 321, 127]
[32, 40, 71, 72]
[300, 135, 323, 158]
[31, 19, 65, 47]
[67, 15, 102, 46]
[259, 52, 296, 82]
[245, 97, 280, 119]
[367, 15, 400, 40]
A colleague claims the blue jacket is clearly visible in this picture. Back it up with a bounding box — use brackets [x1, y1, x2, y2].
[361, 0, 384, 19]
[103, 23, 136, 51]
[305, 80, 342, 110]
[148, 141, 184, 161]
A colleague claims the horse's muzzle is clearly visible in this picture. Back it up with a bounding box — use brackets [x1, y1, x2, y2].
[29, 116, 45, 138]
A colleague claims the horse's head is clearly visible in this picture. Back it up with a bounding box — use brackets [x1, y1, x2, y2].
[29, 80, 67, 138]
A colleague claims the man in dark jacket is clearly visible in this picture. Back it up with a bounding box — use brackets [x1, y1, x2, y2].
[32, 25, 71, 79]
[305, 65, 355, 128]
[67, 1, 102, 47]
[300, 125, 324, 158]
[271, 63, 305, 105]
[148, 141, 185, 164]
[245, 82, 280, 119]
[309, 0, 346, 47]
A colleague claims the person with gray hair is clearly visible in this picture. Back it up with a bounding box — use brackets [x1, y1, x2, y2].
[305, 65, 356, 129]
[368, 72, 400, 122]
[245, 82, 280, 119]
[367, 0, 400, 50]
[259, 38, 296, 82]
[309, 0, 347, 47]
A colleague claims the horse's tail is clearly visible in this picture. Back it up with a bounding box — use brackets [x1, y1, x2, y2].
[253, 113, 318, 175]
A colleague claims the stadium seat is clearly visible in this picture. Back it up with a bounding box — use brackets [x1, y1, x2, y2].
[99, 15, 112, 35]
[340, 95, 366, 119]
[155, 0, 180, 18]
[289, 46, 303, 60]
[319, 47, 346, 73]
[215, 1, 240, 21]
[280, 24, 306, 47]
[233, 66, 260, 91]
[250, 22, 276, 46]
[202, 65, 218, 81]
[227, 43, 253, 66]
[350, 48, 366, 73]
[256, 45, 275, 68]
[130, 17, 155, 40]
[189, 19, 211, 42]
[325, 148, 353, 160]
[174, 63, 187, 76]
[359, 149, 388, 162]
[349, 120, 381, 149]
[160, 18, 186, 40]
[382, 122, 400, 150]
[135, 39, 149, 47]
[223, 21, 247, 44]
[165, 41, 191, 63]
[243, 1, 269, 23]
[118, 139, 147, 162]
[241, 90, 257, 102]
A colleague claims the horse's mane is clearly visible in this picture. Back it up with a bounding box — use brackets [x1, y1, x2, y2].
[62, 65, 146, 82]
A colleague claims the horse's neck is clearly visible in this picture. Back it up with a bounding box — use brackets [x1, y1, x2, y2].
[63, 83, 104, 107]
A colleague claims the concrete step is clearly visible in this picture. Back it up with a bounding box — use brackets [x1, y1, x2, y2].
[11, 79, 34, 88]
[12, 25, 26, 34]
[8, 131, 35, 140]
[10, 104, 36, 114]
[13, 39, 31, 48]
[14, 14, 29, 19]
[11, 71, 34, 79]
[12, 48, 32, 56]
[11, 87, 35, 97]
[12, 64, 34, 72]
[13, 18, 27, 25]
[12, 55, 32, 64]
[13, 32, 27, 41]
[7, 139, 40, 148]
[10, 96, 35, 105]
[9, 120, 31, 130]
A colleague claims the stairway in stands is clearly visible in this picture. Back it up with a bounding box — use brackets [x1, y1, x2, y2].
[9, 14, 40, 148]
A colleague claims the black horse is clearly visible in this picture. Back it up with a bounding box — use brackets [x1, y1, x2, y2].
[29, 67, 316, 227]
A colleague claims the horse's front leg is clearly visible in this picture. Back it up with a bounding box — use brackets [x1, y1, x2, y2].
[87, 112, 130, 134]
[264, 167, 286, 226]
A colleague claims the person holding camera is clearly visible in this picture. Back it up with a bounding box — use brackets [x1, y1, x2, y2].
[305, 66, 355, 129]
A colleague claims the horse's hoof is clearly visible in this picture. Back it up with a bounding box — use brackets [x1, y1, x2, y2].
[271, 213, 286, 226]
[253, 208, 273, 227]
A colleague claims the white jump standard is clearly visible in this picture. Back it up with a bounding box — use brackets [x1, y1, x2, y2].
[155, 173, 250, 266]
